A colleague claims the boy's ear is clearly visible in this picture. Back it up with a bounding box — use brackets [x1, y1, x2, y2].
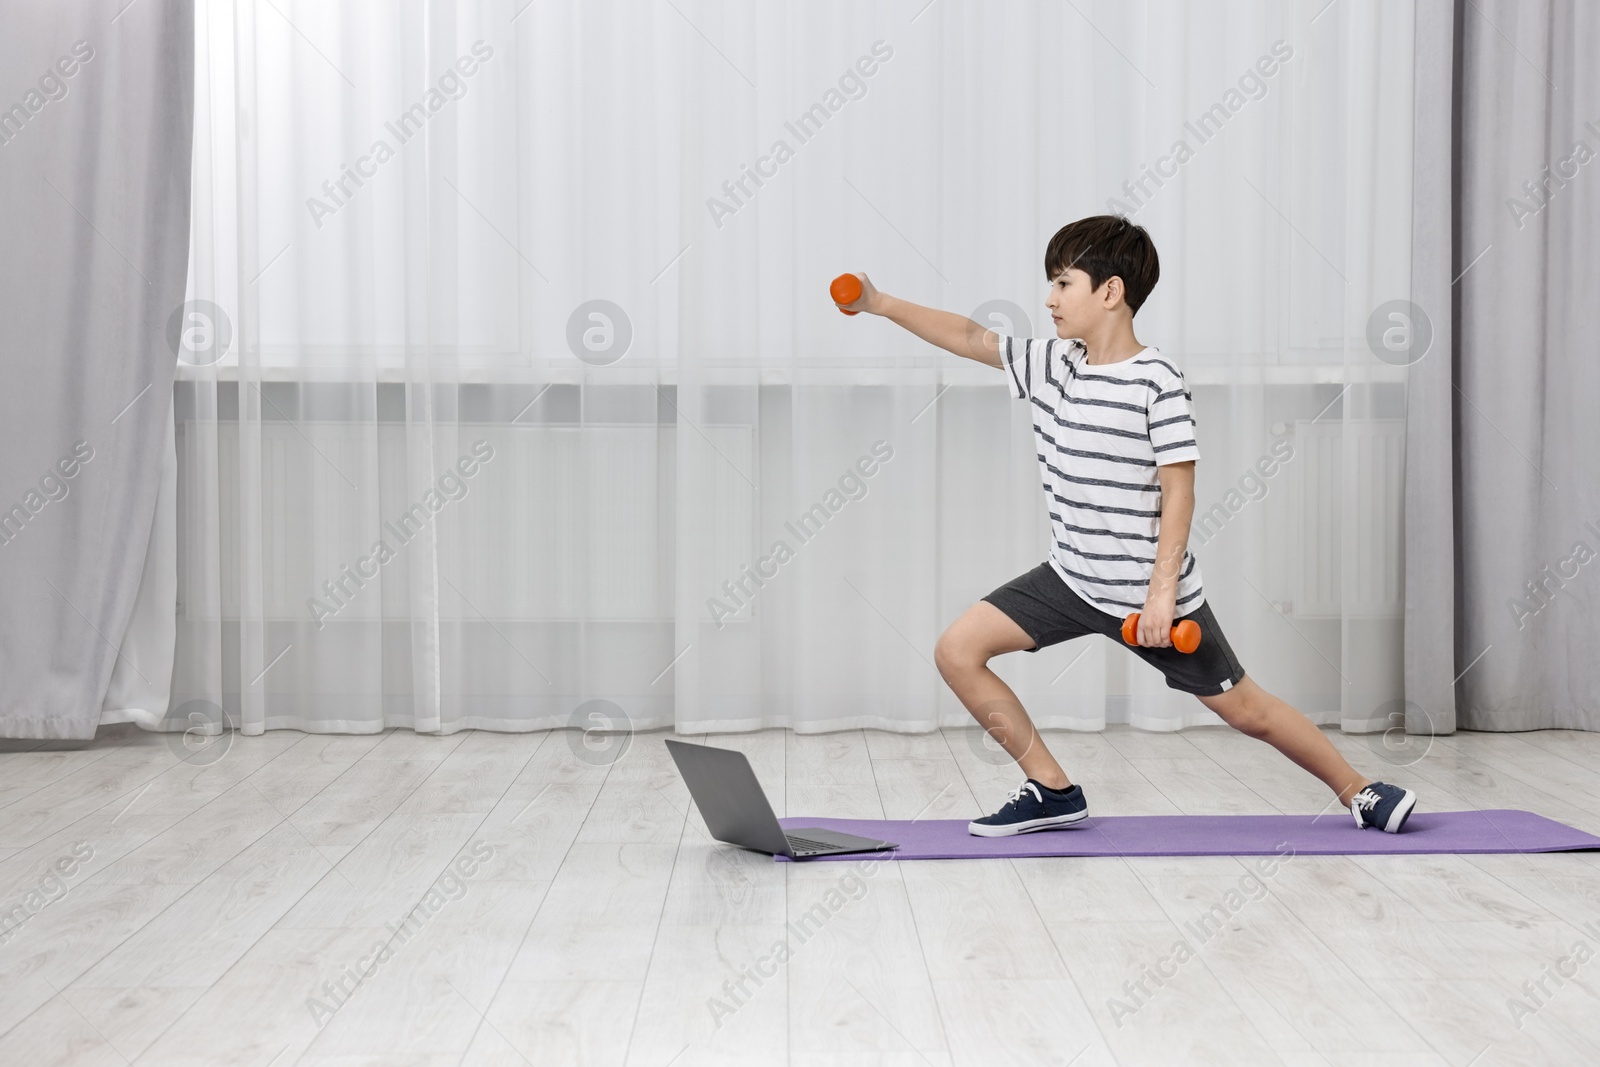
[1101, 275, 1125, 308]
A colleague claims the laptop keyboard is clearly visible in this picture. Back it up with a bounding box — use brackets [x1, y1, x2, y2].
[785, 835, 842, 854]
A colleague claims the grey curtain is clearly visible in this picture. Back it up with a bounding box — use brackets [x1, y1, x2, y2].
[1413, 0, 1600, 731]
[0, 1, 193, 739]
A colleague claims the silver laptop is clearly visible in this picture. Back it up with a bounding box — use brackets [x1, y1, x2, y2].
[664, 739, 897, 860]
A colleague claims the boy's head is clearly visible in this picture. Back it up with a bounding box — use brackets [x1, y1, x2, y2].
[1043, 215, 1159, 337]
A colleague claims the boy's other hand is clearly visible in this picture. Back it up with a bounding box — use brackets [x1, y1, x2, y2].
[835, 272, 882, 315]
[1137, 594, 1176, 648]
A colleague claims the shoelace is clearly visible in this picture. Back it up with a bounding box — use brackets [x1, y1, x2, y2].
[1006, 781, 1043, 807]
[1351, 787, 1381, 812]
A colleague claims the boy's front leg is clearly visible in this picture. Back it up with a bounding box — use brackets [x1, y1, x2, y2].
[940, 604, 1092, 838]
[968, 696, 1068, 790]
[934, 602, 1073, 790]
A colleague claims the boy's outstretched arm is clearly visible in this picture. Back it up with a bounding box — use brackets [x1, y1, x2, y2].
[835, 273, 1002, 368]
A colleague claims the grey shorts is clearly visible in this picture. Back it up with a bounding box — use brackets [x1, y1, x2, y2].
[982, 562, 1246, 697]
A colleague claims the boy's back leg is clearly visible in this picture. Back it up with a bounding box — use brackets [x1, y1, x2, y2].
[934, 601, 1073, 790]
[1197, 674, 1369, 806]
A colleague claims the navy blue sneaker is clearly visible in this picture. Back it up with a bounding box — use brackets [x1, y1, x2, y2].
[969, 779, 1089, 837]
[1351, 781, 1418, 833]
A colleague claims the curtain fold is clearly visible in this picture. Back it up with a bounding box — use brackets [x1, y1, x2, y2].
[0, 0, 193, 740]
[100, 405, 179, 730]
[170, 0, 1422, 737]
[1402, 0, 1459, 737]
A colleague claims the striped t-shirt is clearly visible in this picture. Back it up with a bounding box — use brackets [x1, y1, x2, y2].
[999, 336, 1204, 618]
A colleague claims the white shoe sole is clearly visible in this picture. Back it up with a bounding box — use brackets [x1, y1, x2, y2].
[968, 808, 1089, 838]
[1382, 789, 1417, 833]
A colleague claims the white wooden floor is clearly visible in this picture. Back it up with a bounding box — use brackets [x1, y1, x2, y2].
[2, 722, 1599, 1066]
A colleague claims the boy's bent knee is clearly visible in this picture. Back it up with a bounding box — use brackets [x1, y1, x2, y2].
[936, 601, 1035, 681]
[934, 620, 1004, 681]
[934, 627, 986, 678]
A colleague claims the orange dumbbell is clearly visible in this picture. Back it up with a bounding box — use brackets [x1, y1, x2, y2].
[830, 273, 862, 315]
[1122, 613, 1202, 654]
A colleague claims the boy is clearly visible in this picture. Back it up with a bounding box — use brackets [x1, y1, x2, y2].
[834, 215, 1418, 836]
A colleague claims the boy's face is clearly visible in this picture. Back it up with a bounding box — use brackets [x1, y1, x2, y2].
[1046, 266, 1118, 337]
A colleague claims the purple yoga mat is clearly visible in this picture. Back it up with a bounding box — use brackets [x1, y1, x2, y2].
[774, 809, 1600, 861]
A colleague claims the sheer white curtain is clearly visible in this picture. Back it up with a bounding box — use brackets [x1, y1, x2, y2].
[174, 0, 1417, 737]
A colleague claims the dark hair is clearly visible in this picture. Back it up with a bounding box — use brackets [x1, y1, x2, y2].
[1044, 215, 1160, 315]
